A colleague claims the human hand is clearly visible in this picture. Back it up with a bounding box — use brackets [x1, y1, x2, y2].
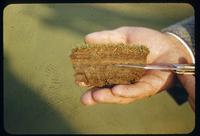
[80, 26, 193, 106]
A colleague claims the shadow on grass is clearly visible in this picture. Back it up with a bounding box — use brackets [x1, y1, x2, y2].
[24, 4, 191, 36]
[41, 4, 161, 35]
[34, 4, 191, 36]
[3, 55, 77, 134]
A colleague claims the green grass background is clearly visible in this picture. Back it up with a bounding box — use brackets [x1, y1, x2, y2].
[4, 3, 195, 134]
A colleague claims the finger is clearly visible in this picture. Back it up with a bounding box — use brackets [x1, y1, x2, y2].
[91, 88, 136, 104]
[80, 88, 98, 106]
[84, 30, 127, 45]
[112, 70, 174, 98]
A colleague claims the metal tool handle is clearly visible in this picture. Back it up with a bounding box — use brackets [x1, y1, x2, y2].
[173, 64, 195, 75]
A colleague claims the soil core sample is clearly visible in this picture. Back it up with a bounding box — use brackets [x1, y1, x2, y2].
[70, 43, 149, 87]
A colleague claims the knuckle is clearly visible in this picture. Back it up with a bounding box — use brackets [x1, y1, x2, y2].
[92, 91, 104, 102]
[112, 85, 126, 96]
[111, 86, 121, 94]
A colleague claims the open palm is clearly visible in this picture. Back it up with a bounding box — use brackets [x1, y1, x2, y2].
[80, 27, 193, 106]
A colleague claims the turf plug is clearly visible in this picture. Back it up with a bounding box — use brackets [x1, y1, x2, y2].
[70, 43, 150, 87]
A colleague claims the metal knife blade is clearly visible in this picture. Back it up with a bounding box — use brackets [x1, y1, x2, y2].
[114, 64, 195, 75]
[114, 64, 177, 71]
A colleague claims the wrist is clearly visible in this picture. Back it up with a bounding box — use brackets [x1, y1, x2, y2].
[164, 32, 194, 64]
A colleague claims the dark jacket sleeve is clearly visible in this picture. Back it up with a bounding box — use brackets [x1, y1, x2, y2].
[161, 16, 195, 55]
[161, 16, 195, 105]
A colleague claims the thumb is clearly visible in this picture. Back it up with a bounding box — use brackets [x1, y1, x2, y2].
[178, 75, 195, 111]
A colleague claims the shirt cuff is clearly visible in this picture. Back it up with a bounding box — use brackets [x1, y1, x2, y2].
[165, 32, 195, 64]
